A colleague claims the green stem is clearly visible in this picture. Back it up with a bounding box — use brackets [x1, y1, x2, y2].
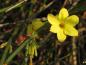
[0, 24, 20, 65]
[0, 0, 27, 13]
[5, 38, 32, 65]
[6, 0, 27, 13]
[0, 44, 10, 65]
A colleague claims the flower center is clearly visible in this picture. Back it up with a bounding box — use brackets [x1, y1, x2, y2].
[59, 22, 64, 28]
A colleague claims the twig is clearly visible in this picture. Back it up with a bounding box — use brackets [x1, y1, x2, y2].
[62, 0, 68, 7]
[68, 0, 80, 11]
[71, 37, 77, 65]
[78, 27, 86, 33]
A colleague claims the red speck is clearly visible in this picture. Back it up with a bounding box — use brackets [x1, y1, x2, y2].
[16, 35, 28, 45]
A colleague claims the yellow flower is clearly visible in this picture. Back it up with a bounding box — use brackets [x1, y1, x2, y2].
[27, 19, 44, 35]
[47, 8, 79, 42]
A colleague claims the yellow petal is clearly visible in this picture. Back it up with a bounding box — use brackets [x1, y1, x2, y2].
[59, 8, 69, 20]
[65, 15, 79, 26]
[56, 27, 66, 42]
[64, 24, 78, 36]
[32, 19, 44, 30]
[47, 14, 60, 25]
[50, 25, 59, 33]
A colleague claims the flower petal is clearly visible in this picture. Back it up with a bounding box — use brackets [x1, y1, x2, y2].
[65, 15, 79, 26]
[59, 8, 69, 20]
[47, 14, 60, 25]
[64, 24, 78, 36]
[50, 25, 59, 33]
[56, 27, 66, 42]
